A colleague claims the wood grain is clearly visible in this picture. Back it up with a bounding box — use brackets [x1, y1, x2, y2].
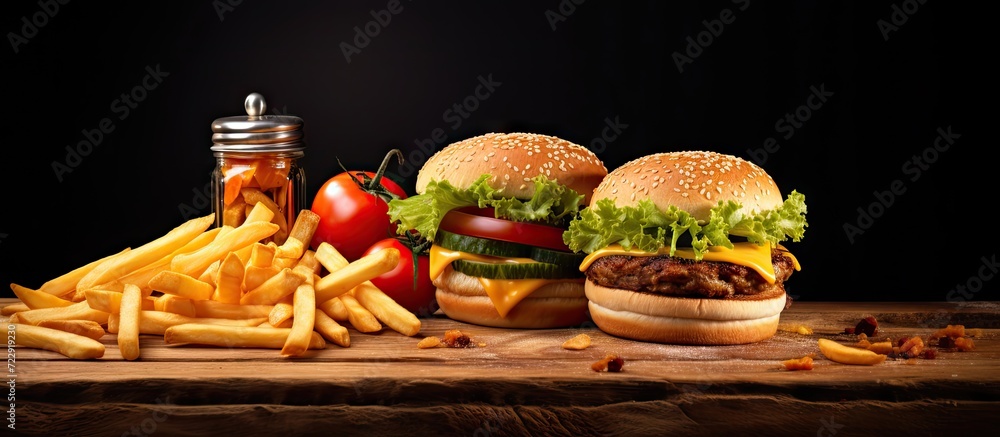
[4, 300, 999, 436]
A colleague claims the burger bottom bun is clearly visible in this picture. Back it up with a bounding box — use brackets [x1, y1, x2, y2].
[585, 281, 785, 345]
[433, 267, 588, 328]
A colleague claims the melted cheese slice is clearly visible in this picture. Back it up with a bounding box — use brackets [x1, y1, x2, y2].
[578, 242, 800, 285]
[429, 245, 582, 317]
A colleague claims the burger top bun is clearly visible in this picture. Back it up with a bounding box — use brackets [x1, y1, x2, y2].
[592, 151, 784, 222]
[415, 132, 608, 202]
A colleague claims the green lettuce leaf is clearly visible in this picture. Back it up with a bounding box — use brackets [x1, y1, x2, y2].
[562, 190, 808, 260]
[387, 174, 585, 240]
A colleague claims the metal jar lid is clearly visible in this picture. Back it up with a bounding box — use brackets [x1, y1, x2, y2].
[210, 93, 305, 153]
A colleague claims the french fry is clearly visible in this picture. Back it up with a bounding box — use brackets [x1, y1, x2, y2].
[243, 265, 281, 292]
[313, 242, 417, 335]
[281, 276, 317, 356]
[15, 301, 110, 326]
[222, 194, 246, 227]
[352, 282, 421, 336]
[98, 227, 223, 297]
[11, 323, 105, 359]
[85, 289, 156, 313]
[108, 311, 267, 335]
[243, 201, 275, 224]
[319, 297, 349, 322]
[249, 243, 276, 268]
[1, 303, 29, 316]
[154, 294, 197, 317]
[213, 252, 244, 304]
[272, 256, 297, 270]
[240, 268, 306, 305]
[170, 221, 279, 277]
[118, 284, 142, 360]
[193, 300, 274, 319]
[164, 324, 325, 349]
[241, 188, 289, 244]
[260, 319, 293, 329]
[818, 338, 887, 366]
[314, 247, 399, 303]
[37, 320, 106, 341]
[198, 260, 221, 287]
[268, 295, 295, 327]
[339, 293, 381, 333]
[298, 250, 320, 274]
[77, 214, 215, 291]
[10, 283, 73, 309]
[275, 210, 321, 260]
[314, 309, 350, 347]
[149, 271, 215, 301]
[38, 247, 130, 297]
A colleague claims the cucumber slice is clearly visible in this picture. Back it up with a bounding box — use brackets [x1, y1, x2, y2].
[434, 229, 532, 258]
[530, 247, 587, 268]
[451, 259, 582, 280]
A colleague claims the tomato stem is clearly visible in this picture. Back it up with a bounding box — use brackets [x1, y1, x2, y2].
[369, 149, 404, 191]
[397, 229, 432, 292]
[335, 148, 405, 204]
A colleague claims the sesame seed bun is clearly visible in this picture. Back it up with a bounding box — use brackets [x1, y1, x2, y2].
[415, 132, 608, 203]
[592, 151, 784, 222]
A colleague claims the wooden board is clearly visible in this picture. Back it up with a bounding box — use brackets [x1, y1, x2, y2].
[5, 300, 999, 436]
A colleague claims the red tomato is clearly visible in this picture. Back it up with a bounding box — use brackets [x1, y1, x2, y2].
[439, 207, 570, 251]
[309, 171, 408, 261]
[363, 238, 438, 317]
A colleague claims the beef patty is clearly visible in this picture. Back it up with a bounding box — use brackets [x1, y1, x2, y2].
[585, 249, 796, 299]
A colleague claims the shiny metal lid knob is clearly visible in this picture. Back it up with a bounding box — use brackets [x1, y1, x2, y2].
[245, 92, 266, 117]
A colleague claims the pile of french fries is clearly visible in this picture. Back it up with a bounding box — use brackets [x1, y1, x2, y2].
[4, 202, 421, 360]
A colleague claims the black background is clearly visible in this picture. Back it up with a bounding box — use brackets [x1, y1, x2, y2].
[1, 1, 993, 301]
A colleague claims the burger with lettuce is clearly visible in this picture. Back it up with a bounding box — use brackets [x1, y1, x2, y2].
[388, 132, 607, 328]
[564, 151, 807, 344]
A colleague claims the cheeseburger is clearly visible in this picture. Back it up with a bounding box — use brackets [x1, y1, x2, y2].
[564, 151, 807, 344]
[388, 133, 607, 328]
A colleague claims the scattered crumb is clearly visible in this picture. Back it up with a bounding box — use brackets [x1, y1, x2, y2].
[777, 323, 814, 335]
[416, 330, 484, 348]
[416, 336, 442, 349]
[781, 356, 814, 371]
[562, 333, 591, 350]
[591, 353, 624, 372]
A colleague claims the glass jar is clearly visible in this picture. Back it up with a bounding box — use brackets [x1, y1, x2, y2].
[210, 93, 306, 245]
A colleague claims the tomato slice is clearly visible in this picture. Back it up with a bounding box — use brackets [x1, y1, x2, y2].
[438, 207, 570, 252]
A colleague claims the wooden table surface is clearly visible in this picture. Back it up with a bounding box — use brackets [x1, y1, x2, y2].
[5, 299, 999, 436]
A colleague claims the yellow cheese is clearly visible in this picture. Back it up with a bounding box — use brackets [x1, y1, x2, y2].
[477, 277, 580, 317]
[428, 245, 538, 281]
[429, 245, 581, 317]
[578, 242, 800, 285]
